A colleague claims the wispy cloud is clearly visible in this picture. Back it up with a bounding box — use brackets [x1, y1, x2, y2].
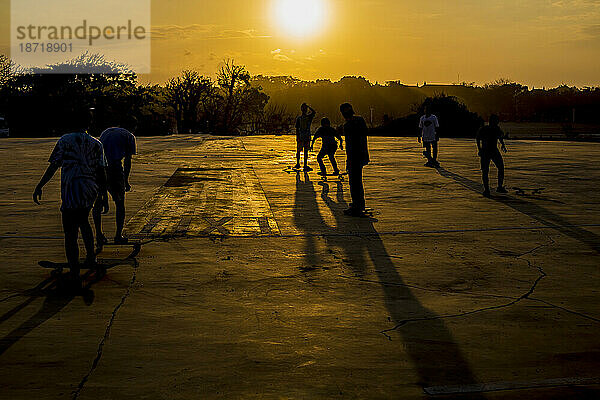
[151, 24, 271, 41]
[551, 0, 600, 9]
[273, 54, 293, 62]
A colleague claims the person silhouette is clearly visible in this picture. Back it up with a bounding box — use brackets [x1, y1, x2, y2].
[310, 117, 344, 176]
[294, 103, 316, 171]
[339, 103, 369, 216]
[92, 116, 137, 249]
[33, 109, 108, 287]
[477, 114, 508, 197]
[418, 104, 440, 167]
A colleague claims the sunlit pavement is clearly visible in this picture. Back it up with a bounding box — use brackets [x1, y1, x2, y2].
[1, 134, 600, 399]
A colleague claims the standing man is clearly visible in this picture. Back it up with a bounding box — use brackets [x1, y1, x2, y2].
[418, 104, 440, 167]
[477, 114, 508, 197]
[93, 116, 137, 248]
[339, 103, 370, 216]
[33, 110, 108, 284]
[295, 103, 316, 171]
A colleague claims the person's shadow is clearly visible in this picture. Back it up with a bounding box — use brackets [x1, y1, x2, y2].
[435, 165, 600, 254]
[0, 255, 137, 356]
[293, 171, 327, 272]
[292, 177, 483, 395]
[0, 272, 96, 356]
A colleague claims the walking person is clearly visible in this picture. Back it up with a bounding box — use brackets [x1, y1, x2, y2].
[418, 104, 440, 167]
[92, 116, 137, 249]
[477, 114, 508, 197]
[339, 103, 370, 216]
[33, 110, 108, 286]
[310, 117, 343, 176]
[295, 103, 316, 171]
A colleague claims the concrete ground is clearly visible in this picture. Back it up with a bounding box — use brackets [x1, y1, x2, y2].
[1, 134, 600, 399]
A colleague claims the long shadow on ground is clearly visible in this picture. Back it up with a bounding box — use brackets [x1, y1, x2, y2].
[0, 272, 97, 356]
[0, 256, 137, 356]
[435, 166, 600, 254]
[293, 172, 325, 271]
[293, 174, 484, 396]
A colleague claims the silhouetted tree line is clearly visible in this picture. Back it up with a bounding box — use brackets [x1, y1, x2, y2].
[165, 61, 275, 135]
[372, 94, 483, 138]
[418, 79, 600, 124]
[1, 53, 599, 137]
[250, 76, 600, 137]
[0, 55, 276, 137]
[0, 54, 170, 137]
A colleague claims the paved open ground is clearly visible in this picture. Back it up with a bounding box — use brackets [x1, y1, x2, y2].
[1, 134, 600, 399]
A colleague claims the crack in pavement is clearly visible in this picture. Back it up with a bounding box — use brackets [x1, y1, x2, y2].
[520, 234, 600, 323]
[72, 259, 139, 400]
[528, 297, 600, 323]
[379, 234, 559, 340]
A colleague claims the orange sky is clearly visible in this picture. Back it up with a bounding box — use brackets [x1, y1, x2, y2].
[2, 0, 600, 87]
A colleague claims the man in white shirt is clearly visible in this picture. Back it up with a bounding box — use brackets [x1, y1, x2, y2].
[93, 116, 137, 248]
[418, 105, 440, 167]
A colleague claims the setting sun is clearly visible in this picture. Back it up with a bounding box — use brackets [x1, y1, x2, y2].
[274, 0, 326, 37]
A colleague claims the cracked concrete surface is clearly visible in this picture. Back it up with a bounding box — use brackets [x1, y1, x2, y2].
[72, 258, 139, 400]
[379, 236, 554, 340]
[1, 135, 600, 399]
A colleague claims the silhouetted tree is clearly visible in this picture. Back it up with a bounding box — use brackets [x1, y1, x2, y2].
[372, 95, 483, 137]
[212, 60, 269, 134]
[238, 87, 270, 134]
[30, 52, 134, 75]
[0, 55, 10, 88]
[260, 103, 294, 133]
[0, 55, 11, 118]
[250, 75, 425, 126]
[3, 52, 600, 138]
[2, 53, 167, 136]
[482, 79, 528, 120]
[420, 95, 483, 137]
[165, 70, 214, 134]
[216, 60, 250, 134]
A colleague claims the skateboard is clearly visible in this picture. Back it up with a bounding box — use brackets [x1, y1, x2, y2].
[318, 172, 348, 181]
[362, 207, 379, 216]
[96, 240, 142, 257]
[283, 166, 314, 174]
[513, 187, 545, 196]
[39, 248, 139, 276]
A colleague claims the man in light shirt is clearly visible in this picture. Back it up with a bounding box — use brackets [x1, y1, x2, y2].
[418, 105, 440, 167]
[93, 116, 137, 248]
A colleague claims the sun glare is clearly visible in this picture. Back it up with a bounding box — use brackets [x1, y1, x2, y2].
[274, 0, 326, 38]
